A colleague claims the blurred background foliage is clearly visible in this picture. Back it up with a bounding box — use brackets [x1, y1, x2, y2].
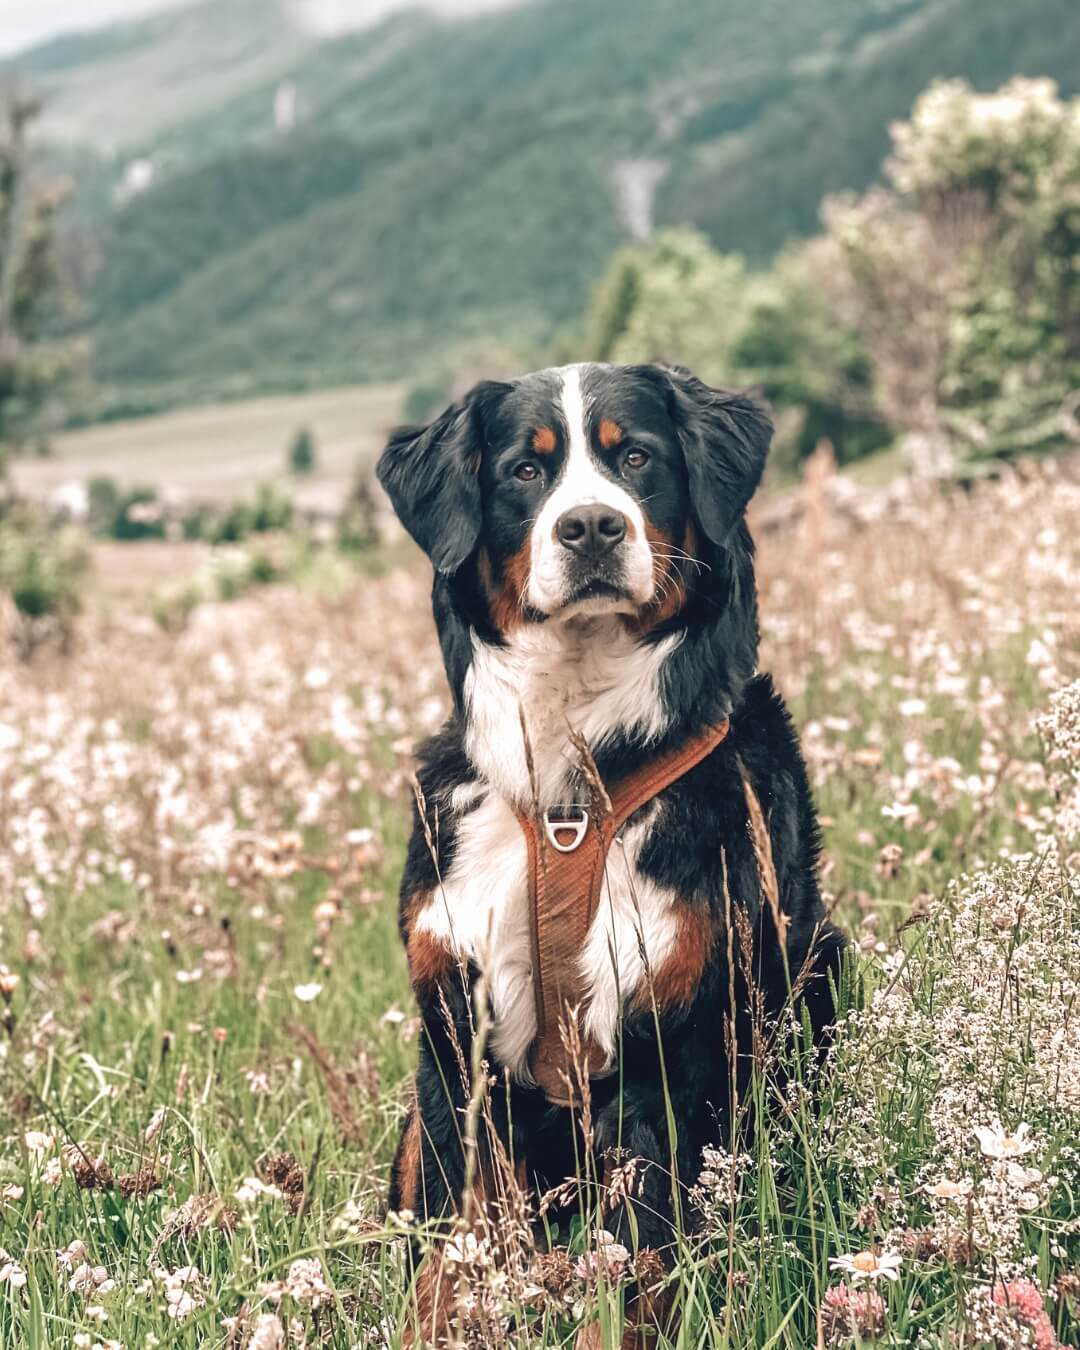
[0, 0, 1074, 456]
[587, 78, 1080, 475]
[0, 0, 1079, 631]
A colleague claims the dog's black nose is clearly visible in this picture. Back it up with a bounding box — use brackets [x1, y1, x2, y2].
[556, 505, 627, 558]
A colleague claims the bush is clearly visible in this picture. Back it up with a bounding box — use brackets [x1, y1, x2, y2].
[336, 468, 380, 554]
[731, 244, 891, 472]
[149, 580, 202, 634]
[86, 476, 166, 540]
[586, 228, 750, 377]
[583, 229, 888, 473]
[824, 77, 1080, 470]
[200, 484, 293, 544]
[0, 508, 88, 656]
[207, 547, 280, 602]
[581, 77, 1080, 475]
[288, 427, 316, 475]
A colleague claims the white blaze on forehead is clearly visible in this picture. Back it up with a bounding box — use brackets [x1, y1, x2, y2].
[526, 365, 654, 613]
[550, 364, 634, 518]
[560, 363, 591, 467]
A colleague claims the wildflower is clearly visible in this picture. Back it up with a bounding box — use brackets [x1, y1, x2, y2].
[990, 1279, 1061, 1350]
[279, 1257, 331, 1307]
[875, 843, 904, 878]
[248, 1314, 287, 1349]
[941, 1231, 978, 1266]
[69, 1263, 115, 1295]
[527, 1250, 577, 1305]
[881, 800, 919, 822]
[0, 970, 20, 999]
[898, 1227, 940, 1260]
[923, 1176, 973, 1199]
[974, 1120, 1035, 1159]
[575, 1230, 632, 1282]
[235, 1177, 283, 1205]
[0, 1251, 27, 1288]
[444, 1230, 493, 1267]
[156, 1264, 205, 1320]
[66, 1146, 114, 1191]
[243, 1068, 271, 1094]
[2, 1184, 24, 1201]
[116, 1166, 161, 1199]
[57, 1240, 89, 1270]
[828, 1249, 903, 1282]
[820, 1284, 887, 1344]
[292, 983, 322, 1002]
[1004, 1161, 1042, 1190]
[261, 1152, 305, 1215]
[24, 1129, 54, 1154]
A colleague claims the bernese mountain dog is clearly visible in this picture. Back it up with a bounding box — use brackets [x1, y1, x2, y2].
[377, 361, 846, 1344]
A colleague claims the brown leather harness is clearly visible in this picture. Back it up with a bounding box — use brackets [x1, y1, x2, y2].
[512, 720, 731, 1105]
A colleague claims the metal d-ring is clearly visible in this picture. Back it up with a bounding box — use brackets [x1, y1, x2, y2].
[543, 806, 590, 853]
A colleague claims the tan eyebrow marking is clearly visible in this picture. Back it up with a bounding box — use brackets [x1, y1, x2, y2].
[532, 426, 557, 453]
[598, 418, 624, 449]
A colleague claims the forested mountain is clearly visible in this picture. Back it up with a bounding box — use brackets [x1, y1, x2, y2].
[8, 0, 1080, 407]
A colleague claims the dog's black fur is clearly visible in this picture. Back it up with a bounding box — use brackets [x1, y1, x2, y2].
[377, 362, 846, 1262]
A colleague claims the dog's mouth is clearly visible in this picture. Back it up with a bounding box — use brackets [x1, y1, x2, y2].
[552, 578, 639, 620]
[568, 579, 624, 603]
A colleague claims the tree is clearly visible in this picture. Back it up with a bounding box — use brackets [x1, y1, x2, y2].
[288, 426, 316, 475]
[585, 228, 749, 380]
[0, 95, 74, 470]
[825, 78, 1080, 469]
[583, 227, 887, 473]
[730, 242, 891, 473]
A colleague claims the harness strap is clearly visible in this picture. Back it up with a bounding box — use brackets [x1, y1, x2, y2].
[513, 720, 731, 1106]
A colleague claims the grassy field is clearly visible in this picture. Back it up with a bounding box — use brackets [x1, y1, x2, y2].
[0, 460, 1078, 1346]
[12, 383, 404, 516]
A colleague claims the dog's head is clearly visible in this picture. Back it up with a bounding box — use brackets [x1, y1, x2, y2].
[377, 362, 771, 632]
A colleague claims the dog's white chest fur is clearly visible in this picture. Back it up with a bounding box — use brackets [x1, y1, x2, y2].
[415, 618, 684, 1079]
[463, 618, 678, 807]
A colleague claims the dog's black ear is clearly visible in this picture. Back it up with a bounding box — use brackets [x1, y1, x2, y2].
[643, 364, 772, 546]
[377, 381, 509, 573]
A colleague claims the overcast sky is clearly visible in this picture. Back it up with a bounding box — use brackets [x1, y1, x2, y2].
[0, 0, 515, 58]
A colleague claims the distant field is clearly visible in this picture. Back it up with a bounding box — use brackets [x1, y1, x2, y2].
[12, 382, 404, 513]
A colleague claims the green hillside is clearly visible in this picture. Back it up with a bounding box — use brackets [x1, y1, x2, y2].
[8, 0, 309, 150]
[12, 0, 1080, 407]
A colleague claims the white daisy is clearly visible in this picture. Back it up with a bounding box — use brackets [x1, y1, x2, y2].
[974, 1120, 1035, 1159]
[829, 1249, 903, 1282]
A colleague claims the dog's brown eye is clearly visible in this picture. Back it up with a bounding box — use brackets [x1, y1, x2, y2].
[624, 449, 649, 471]
[514, 462, 540, 482]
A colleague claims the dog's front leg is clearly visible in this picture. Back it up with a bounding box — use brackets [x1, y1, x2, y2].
[393, 951, 483, 1347]
[571, 1066, 704, 1350]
